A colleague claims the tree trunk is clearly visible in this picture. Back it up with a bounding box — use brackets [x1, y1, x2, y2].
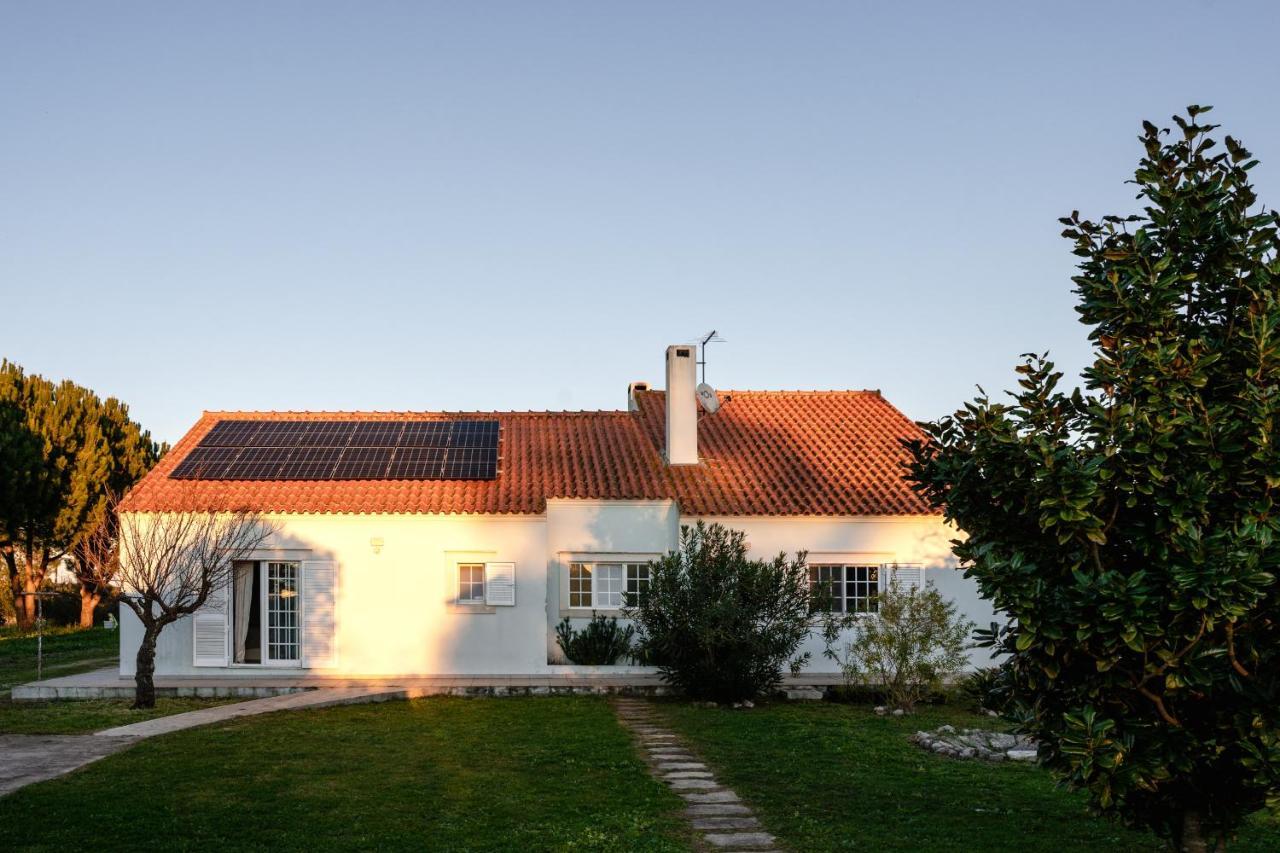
[78, 586, 101, 629]
[133, 625, 160, 709]
[1173, 809, 1224, 853]
[17, 576, 39, 630]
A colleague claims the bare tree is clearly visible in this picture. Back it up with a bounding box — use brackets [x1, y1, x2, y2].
[117, 498, 273, 708]
[67, 499, 121, 628]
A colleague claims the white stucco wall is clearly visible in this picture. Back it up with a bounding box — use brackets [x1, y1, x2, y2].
[691, 516, 997, 670]
[123, 512, 547, 677]
[120, 505, 995, 677]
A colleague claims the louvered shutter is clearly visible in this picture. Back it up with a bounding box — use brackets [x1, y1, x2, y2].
[881, 563, 924, 593]
[485, 562, 516, 606]
[192, 582, 229, 667]
[302, 561, 338, 668]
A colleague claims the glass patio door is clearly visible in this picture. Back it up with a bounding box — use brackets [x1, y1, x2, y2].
[264, 561, 301, 664]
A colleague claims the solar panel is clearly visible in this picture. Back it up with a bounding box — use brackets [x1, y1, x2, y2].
[296, 421, 355, 447]
[441, 447, 499, 480]
[349, 422, 404, 447]
[399, 421, 454, 448]
[171, 419, 499, 481]
[200, 420, 262, 447]
[331, 447, 394, 479]
[388, 446, 446, 479]
[170, 446, 242, 479]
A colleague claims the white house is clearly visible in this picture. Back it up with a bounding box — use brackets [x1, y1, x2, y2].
[117, 345, 995, 678]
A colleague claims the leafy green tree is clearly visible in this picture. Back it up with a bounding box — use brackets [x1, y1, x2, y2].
[0, 361, 161, 628]
[625, 522, 815, 702]
[906, 107, 1280, 852]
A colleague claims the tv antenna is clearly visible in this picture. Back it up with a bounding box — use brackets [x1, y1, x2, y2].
[695, 330, 725, 414]
[696, 330, 725, 385]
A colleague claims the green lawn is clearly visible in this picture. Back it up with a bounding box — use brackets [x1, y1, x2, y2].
[0, 625, 117, 695]
[0, 697, 237, 735]
[656, 701, 1280, 852]
[0, 626, 232, 734]
[0, 696, 691, 852]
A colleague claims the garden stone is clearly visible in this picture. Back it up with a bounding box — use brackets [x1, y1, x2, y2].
[909, 725, 1038, 763]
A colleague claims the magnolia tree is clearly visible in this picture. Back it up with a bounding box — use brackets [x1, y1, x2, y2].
[116, 499, 273, 708]
[907, 107, 1280, 852]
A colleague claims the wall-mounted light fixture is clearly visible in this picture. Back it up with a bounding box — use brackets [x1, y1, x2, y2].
[370, 537, 385, 555]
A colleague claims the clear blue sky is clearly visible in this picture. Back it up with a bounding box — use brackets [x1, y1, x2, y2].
[3, 2, 1278, 445]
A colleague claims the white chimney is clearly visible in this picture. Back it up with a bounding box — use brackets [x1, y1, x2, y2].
[627, 380, 650, 412]
[664, 344, 698, 465]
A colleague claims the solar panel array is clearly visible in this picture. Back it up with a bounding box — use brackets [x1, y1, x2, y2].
[170, 420, 500, 481]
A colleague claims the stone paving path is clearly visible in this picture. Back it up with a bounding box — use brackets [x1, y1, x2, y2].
[0, 734, 138, 797]
[612, 698, 781, 852]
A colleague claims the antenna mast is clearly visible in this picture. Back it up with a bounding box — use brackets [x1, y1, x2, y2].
[697, 330, 725, 384]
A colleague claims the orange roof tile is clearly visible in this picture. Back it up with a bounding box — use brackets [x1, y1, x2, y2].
[120, 390, 936, 516]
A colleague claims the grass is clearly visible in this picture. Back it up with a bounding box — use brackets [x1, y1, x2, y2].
[656, 700, 1280, 852]
[0, 696, 690, 852]
[0, 625, 231, 734]
[0, 625, 118, 696]
[0, 697, 237, 735]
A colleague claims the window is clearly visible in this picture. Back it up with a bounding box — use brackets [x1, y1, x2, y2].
[626, 564, 651, 606]
[594, 564, 624, 608]
[569, 563, 593, 608]
[458, 563, 486, 604]
[568, 561, 652, 610]
[266, 561, 301, 662]
[809, 564, 879, 614]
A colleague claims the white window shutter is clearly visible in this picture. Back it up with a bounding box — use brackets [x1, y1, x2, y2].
[485, 562, 516, 606]
[882, 563, 924, 592]
[302, 561, 338, 668]
[192, 582, 228, 667]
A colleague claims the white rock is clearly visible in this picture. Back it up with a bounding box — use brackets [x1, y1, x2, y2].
[1007, 749, 1038, 762]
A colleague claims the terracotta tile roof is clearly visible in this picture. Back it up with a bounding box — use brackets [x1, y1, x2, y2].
[120, 391, 936, 517]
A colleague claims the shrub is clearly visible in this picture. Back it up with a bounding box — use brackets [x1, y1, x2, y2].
[625, 522, 815, 703]
[555, 615, 635, 665]
[959, 660, 1010, 715]
[824, 577, 972, 712]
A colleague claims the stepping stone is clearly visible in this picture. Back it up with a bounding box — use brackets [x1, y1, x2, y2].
[685, 803, 752, 817]
[681, 789, 740, 804]
[656, 761, 707, 771]
[704, 832, 777, 849]
[664, 771, 714, 781]
[667, 777, 719, 790]
[691, 816, 761, 831]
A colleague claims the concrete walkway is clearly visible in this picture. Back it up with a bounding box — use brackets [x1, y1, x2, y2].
[0, 734, 138, 797]
[2, 686, 416, 797]
[612, 698, 781, 852]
